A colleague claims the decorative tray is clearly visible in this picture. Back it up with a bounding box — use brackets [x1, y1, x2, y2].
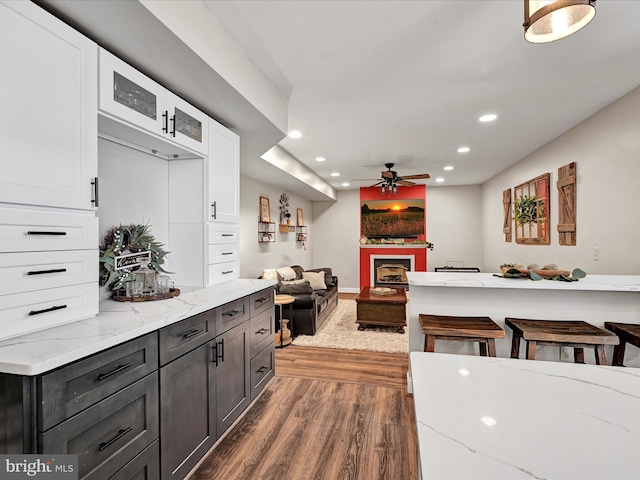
[112, 288, 181, 302]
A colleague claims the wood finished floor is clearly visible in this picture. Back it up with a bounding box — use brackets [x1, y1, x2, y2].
[189, 345, 418, 480]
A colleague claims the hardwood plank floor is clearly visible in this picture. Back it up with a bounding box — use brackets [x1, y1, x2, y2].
[189, 346, 418, 480]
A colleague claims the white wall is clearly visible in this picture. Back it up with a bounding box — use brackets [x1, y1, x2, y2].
[239, 175, 313, 278]
[482, 85, 640, 275]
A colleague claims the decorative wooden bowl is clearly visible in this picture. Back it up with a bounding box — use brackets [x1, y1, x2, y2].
[112, 288, 181, 302]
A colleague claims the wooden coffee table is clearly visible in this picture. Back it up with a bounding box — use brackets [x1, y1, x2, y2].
[355, 286, 407, 333]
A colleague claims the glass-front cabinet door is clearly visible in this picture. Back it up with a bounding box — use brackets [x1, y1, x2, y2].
[98, 48, 166, 134]
[167, 92, 209, 155]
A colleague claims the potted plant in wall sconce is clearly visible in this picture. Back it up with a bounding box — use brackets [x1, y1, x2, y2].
[279, 193, 290, 224]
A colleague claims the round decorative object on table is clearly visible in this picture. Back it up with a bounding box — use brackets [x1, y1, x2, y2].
[275, 294, 296, 348]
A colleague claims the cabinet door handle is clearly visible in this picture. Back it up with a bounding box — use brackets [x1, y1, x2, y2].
[211, 201, 216, 220]
[162, 111, 168, 133]
[256, 328, 268, 335]
[170, 115, 176, 137]
[27, 231, 67, 236]
[98, 426, 133, 452]
[256, 366, 268, 374]
[218, 338, 224, 362]
[97, 363, 132, 381]
[91, 177, 99, 207]
[28, 305, 67, 316]
[212, 343, 219, 366]
[27, 268, 67, 276]
[183, 329, 204, 339]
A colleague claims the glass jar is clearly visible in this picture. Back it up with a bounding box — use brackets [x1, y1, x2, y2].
[134, 259, 156, 296]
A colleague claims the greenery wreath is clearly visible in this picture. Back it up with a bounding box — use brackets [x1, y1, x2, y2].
[99, 223, 170, 292]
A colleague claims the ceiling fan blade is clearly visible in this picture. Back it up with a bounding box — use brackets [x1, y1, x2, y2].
[350, 178, 380, 182]
[400, 173, 430, 180]
[381, 171, 395, 179]
[397, 180, 416, 186]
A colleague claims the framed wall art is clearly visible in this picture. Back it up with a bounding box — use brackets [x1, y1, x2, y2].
[297, 208, 304, 226]
[259, 196, 271, 222]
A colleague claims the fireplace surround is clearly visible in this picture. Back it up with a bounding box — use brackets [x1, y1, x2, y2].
[359, 245, 428, 290]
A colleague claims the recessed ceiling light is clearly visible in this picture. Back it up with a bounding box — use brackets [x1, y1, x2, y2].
[443, 166, 454, 171]
[288, 130, 302, 138]
[315, 157, 326, 162]
[479, 114, 497, 122]
[341, 182, 350, 187]
[435, 178, 445, 183]
[457, 147, 470, 153]
[331, 172, 340, 177]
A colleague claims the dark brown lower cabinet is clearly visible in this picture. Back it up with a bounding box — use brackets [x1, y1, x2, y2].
[109, 439, 159, 480]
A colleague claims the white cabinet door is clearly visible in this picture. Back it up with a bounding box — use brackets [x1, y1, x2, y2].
[207, 120, 240, 224]
[98, 48, 167, 135]
[168, 92, 209, 155]
[0, 1, 97, 211]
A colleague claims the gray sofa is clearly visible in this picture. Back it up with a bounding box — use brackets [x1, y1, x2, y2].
[275, 265, 339, 336]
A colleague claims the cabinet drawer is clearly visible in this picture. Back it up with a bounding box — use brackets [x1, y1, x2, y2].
[250, 308, 274, 358]
[215, 296, 249, 335]
[0, 250, 98, 296]
[250, 287, 274, 317]
[250, 345, 274, 401]
[0, 206, 98, 253]
[0, 282, 98, 341]
[109, 440, 159, 480]
[207, 223, 239, 245]
[39, 333, 158, 431]
[207, 242, 238, 264]
[158, 309, 216, 366]
[207, 261, 239, 286]
[41, 372, 159, 480]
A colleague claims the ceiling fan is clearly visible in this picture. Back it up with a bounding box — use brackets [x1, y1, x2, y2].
[366, 163, 430, 194]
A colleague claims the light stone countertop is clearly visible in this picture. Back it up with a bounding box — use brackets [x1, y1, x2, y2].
[0, 279, 276, 376]
[410, 352, 640, 479]
[407, 272, 640, 292]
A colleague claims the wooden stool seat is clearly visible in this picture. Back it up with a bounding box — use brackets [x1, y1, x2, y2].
[419, 314, 505, 357]
[604, 322, 640, 366]
[505, 318, 619, 365]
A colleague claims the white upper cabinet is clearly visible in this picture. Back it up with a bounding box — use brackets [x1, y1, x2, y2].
[0, 1, 98, 211]
[207, 119, 240, 224]
[99, 49, 208, 156]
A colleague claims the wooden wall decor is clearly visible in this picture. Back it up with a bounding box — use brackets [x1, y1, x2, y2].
[514, 173, 550, 245]
[557, 162, 577, 246]
[502, 188, 512, 242]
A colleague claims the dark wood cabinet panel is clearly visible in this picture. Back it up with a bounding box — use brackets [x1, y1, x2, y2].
[159, 343, 215, 480]
[249, 287, 274, 317]
[215, 297, 249, 335]
[250, 308, 274, 358]
[250, 345, 274, 401]
[38, 333, 158, 431]
[108, 440, 159, 480]
[158, 308, 216, 366]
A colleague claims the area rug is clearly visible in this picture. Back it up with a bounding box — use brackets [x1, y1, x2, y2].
[291, 299, 409, 353]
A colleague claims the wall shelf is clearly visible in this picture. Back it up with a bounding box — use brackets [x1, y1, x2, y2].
[296, 225, 307, 242]
[258, 221, 276, 243]
[279, 224, 295, 233]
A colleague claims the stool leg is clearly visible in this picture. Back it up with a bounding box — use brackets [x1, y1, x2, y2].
[594, 345, 608, 366]
[479, 341, 488, 356]
[574, 348, 585, 364]
[424, 335, 436, 352]
[612, 341, 626, 367]
[487, 339, 497, 357]
[510, 332, 521, 359]
[526, 340, 537, 360]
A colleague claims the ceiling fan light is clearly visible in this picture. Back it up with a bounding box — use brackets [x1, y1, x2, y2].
[392, 184, 398, 195]
[380, 185, 386, 195]
[524, 0, 596, 44]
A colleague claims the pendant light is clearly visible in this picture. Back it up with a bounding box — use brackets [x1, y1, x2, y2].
[524, 0, 596, 44]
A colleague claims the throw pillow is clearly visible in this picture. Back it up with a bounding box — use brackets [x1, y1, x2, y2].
[307, 267, 334, 287]
[278, 280, 313, 295]
[276, 266, 297, 281]
[302, 271, 327, 290]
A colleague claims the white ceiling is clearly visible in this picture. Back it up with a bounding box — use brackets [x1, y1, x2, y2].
[204, 0, 640, 191]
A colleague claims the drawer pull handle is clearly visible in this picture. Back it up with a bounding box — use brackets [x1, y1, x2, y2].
[27, 268, 67, 276]
[28, 305, 67, 316]
[221, 233, 234, 237]
[27, 231, 67, 236]
[222, 270, 234, 275]
[97, 363, 132, 381]
[223, 309, 242, 318]
[256, 328, 268, 335]
[256, 366, 268, 374]
[98, 426, 133, 452]
[221, 252, 234, 256]
[255, 297, 268, 304]
[183, 329, 204, 339]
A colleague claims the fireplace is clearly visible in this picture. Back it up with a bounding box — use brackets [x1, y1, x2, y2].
[371, 255, 414, 288]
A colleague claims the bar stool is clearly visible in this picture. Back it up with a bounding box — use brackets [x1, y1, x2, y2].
[604, 322, 640, 366]
[419, 314, 505, 357]
[505, 318, 619, 365]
